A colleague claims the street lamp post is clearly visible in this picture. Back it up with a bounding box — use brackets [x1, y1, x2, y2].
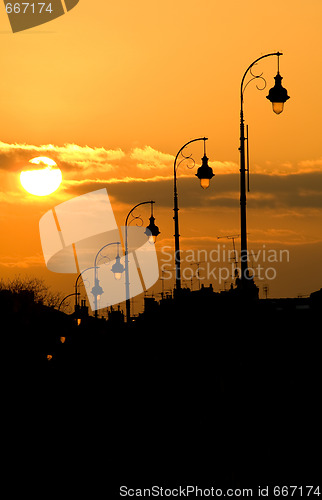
[239, 52, 290, 293]
[124, 201, 160, 323]
[92, 241, 124, 319]
[74, 266, 95, 323]
[173, 137, 214, 292]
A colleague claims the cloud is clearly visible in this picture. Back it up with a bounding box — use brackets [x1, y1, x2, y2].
[131, 146, 173, 170]
[0, 141, 125, 173]
[2, 140, 322, 211]
[58, 169, 322, 211]
[248, 172, 322, 208]
[0, 141, 237, 180]
[0, 254, 45, 268]
[298, 158, 322, 169]
[258, 158, 322, 176]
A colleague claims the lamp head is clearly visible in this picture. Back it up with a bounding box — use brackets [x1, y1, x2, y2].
[145, 215, 160, 244]
[91, 280, 104, 300]
[266, 72, 290, 114]
[111, 255, 125, 280]
[195, 155, 214, 189]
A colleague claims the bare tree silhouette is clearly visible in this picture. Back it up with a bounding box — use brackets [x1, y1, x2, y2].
[0, 275, 68, 311]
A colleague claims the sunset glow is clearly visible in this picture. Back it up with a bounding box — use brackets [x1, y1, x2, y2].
[1, 1, 320, 488]
[1, 0, 322, 301]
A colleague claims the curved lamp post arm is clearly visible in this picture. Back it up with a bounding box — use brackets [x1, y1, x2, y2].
[174, 137, 208, 176]
[240, 52, 282, 107]
[75, 266, 96, 308]
[94, 241, 122, 270]
[58, 292, 80, 311]
[124, 200, 155, 259]
[125, 200, 155, 228]
[75, 266, 96, 290]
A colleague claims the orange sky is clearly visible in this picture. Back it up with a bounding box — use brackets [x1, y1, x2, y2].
[1, 0, 322, 311]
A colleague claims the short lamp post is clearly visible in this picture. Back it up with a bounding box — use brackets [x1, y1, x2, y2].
[173, 137, 214, 292]
[74, 266, 95, 323]
[124, 201, 160, 323]
[91, 241, 125, 319]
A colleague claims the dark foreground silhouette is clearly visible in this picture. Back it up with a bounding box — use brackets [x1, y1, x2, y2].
[3, 289, 321, 496]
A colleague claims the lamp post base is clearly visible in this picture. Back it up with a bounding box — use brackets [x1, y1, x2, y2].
[235, 277, 259, 300]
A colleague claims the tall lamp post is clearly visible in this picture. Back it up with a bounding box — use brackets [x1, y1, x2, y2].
[124, 201, 160, 323]
[239, 52, 290, 293]
[92, 241, 125, 319]
[173, 137, 214, 292]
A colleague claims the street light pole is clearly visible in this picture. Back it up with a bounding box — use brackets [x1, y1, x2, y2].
[239, 52, 289, 292]
[74, 266, 95, 321]
[173, 137, 213, 292]
[92, 241, 122, 319]
[124, 201, 159, 323]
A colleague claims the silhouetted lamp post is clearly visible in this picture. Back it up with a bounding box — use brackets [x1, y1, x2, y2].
[125, 201, 160, 323]
[74, 266, 95, 323]
[238, 51, 290, 293]
[92, 241, 125, 318]
[173, 137, 214, 292]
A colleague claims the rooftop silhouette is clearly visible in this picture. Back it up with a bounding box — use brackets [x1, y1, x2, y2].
[3, 278, 320, 492]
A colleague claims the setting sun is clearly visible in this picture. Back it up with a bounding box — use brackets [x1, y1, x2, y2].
[20, 157, 62, 196]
